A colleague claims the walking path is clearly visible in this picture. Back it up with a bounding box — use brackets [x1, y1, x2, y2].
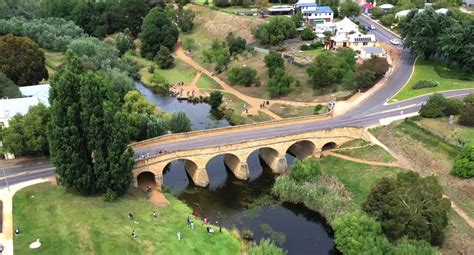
[326, 151, 401, 168]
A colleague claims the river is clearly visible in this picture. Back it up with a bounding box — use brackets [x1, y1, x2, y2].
[136, 82, 338, 254]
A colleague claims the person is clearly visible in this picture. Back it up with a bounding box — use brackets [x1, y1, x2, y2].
[190, 221, 194, 229]
[266, 100, 269, 105]
[131, 230, 137, 240]
[219, 226, 222, 233]
[193, 211, 199, 218]
[207, 227, 214, 235]
[152, 211, 157, 220]
[0, 243, 4, 253]
[177, 232, 182, 240]
[187, 216, 192, 225]
[128, 213, 134, 220]
[204, 217, 208, 224]
[15, 227, 20, 236]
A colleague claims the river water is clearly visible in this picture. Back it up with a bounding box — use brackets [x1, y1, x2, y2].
[136, 82, 338, 254]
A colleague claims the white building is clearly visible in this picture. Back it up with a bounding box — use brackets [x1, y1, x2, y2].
[360, 46, 386, 59]
[295, 0, 318, 11]
[0, 84, 50, 128]
[379, 4, 394, 11]
[435, 8, 449, 14]
[302, 6, 334, 25]
[314, 22, 336, 35]
[267, 5, 294, 16]
[334, 17, 359, 36]
[348, 33, 377, 51]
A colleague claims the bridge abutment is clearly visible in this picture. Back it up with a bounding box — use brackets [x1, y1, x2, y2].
[224, 154, 249, 180]
[260, 148, 288, 174]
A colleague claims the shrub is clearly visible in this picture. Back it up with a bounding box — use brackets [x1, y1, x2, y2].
[313, 104, 323, 114]
[333, 212, 391, 255]
[451, 144, 474, 178]
[419, 93, 447, 118]
[209, 91, 223, 109]
[412, 80, 438, 90]
[443, 98, 463, 116]
[242, 229, 254, 240]
[380, 14, 396, 27]
[227, 67, 260, 87]
[104, 189, 118, 202]
[390, 237, 436, 255]
[463, 93, 474, 104]
[252, 16, 297, 46]
[300, 42, 324, 51]
[301, 26, 315, 40]
[459, 104, 474, 127]
[264, 52, 285, 77]
[154, 45, 174, 69]
[288, 158, 321, 182]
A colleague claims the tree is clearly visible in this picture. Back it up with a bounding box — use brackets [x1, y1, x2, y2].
[203, 40, 231, 72]
[183, 37, 195, 52]
[287, 158, 320, 182]
[2, 104, 50, 156]
[209, 91, 223, 109]
[389, 237, 436, 255]
[167, 111, 192, 133]
[48, 51, 134, 198]
[463, 93, 474, 104]
[307, 49, 356, 90]
[0, 72, 21, 98]
[267, 68, 293, 97]
[154, 45, 174, 69]
[252, 16, 297, 46]
[213, 0, 231, 7]
[227, 67, 260, 87]
[264, 52, 285, 77]
[226, 33, 247, 56]
[356, 69, 376, 90]
[380, 14, 396, 27]
[443, 98, 463, 116]
[301, 26, 315, 41]
[140, 7, 179, 60]
[362, 171, 451, 245]
[291, 10, 304, 27]
[0, 0, 41, 19]
[400, 9, 455, 58]
[356, 56, 390, 90]
[323, 31, 332, 49]
[419, 93, 447, 118]
[439, 19, 474, 74]
[175, 8, 195, 33]
[451, 144, 474, 178]
[115, 28, 135, 55]
[0, 34, 48, 86]
[459, 104, 474, 127]
[333, 212, 391, 255]
[339, 0, 361, 17]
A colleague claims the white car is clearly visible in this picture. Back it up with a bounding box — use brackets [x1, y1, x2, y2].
[390, 39, 401, 45]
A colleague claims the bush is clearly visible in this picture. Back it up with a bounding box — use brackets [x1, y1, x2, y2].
[104, 189, 118, 202]
[264, 52, 285, 77]
[434, 65, 474, 81]
[443, 98, 463, 116]
[166, 111, 192, 133]
[313, 104, 323, 114]
[242, 229, 254, 240]
[288, 158, 321, 182]
[248, 239, 286, 255]
[463, 93, 474, 104]
[412, 80, 439, 90]
[209, 91, 223, 109]
[301, 26, 315, 40]
[333, 212, 391, 255]
[227, 67, 260, 87]
[389, 237, 436, 255]
[419, 93, 447, 118]
[300, 42, 324, 51]
[459, 104, 474, 127]
[380, 14, 396, 27]
[154, 45, 174, 69]
[451, 144, 474, 178]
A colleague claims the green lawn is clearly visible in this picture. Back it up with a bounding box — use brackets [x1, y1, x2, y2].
[391, 59, 474, 102]
[13, 183, 240, 255]
[196, 74, 222, 89]
[126, 52, 197, 86]
[335, 145, 396, 163]
[318, 156, 403, 206]
[339, 139, 369, 148]
[268, 104, 327, 118]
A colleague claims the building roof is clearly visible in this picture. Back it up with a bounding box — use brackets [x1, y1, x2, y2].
[0, 97, 42, 119]
[295, 1, 318, 8]
[335, 17, 358, 33]
[362, 3, 374, 9]
[315, 6, 333, 13]
[19, 84, 50, 105]
[349, 33, 376, 42]
[435, 8, 449, 14]
[361, 46, 385, 54]
[379, 4, 394, 9]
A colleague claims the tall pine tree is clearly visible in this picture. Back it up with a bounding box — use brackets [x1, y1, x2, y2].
[48, 51, 134, 198]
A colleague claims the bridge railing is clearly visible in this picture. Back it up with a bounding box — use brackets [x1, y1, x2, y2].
[131, 110, 332, 149]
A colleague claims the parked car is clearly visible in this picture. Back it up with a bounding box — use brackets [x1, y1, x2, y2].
[390, 39, 401, 45]
[370, 25, 376, 30]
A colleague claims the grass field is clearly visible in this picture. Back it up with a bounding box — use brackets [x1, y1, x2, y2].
[196, 74, 222, 89]
[13, 183, 240, 255]
[268, 103, 327, 118]
[414, 117, 474, 146]
[293, 48, 324, 62]
[335, 144, 396, 163]
[317, 156, 403, 206]
[391, 59, 474, 102]
[43, 49, 66, 78]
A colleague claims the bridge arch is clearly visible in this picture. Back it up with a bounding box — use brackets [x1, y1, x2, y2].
[286, 140, 317, 160]
[321, 142, 337, 151]
[163, 158, 209, 188]
[137, 171, 157, 191]
[206, 153, 249, 181]
[247, 146, 288, 174]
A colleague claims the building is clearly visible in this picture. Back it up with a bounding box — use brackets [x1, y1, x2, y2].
[465, 0, 474, 7]
[348, 33, 377, 51]
[379, 4, 394, 11]
[334, 17, 359, 36]
[362, 3, 374, 14]
[360, 46, 386, 59]
[0, 84, 50, 128]
[435, 8, 449, 14]
[267, 5, 294, 16]
[395, 9, 425, 19]
[314, 22, 336, 35]
[295, 0, 318, 11]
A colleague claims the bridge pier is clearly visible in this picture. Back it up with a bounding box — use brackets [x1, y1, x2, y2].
[224, 154, 249, 180]
[260, 148, 288, 174]
[313, 149, 322, 159]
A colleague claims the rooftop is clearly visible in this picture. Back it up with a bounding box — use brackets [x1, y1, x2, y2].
[304, 6, 333, 14]
[0, 96, 42, 119]
[19, 84, 50, 105]
[361, 46, 385, 54]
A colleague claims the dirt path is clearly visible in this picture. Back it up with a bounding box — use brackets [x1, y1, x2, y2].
[444, 195, 474, 229]
[326, 151, 401, 167]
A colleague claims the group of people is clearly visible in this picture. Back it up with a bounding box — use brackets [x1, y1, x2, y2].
[259, 100, 270, 109]
[129, 211, 158, 241]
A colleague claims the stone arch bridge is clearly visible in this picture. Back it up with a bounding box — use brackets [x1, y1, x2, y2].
[133, 127, 365, 189]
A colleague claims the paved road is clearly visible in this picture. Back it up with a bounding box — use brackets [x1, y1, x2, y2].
[0, 159, 54, 189]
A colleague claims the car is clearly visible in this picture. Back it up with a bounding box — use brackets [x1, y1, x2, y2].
[370, 25, 376, 30]
[390, 39, 401, 45]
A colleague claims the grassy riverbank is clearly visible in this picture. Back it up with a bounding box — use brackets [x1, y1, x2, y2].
[13, 183, 240, 255]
